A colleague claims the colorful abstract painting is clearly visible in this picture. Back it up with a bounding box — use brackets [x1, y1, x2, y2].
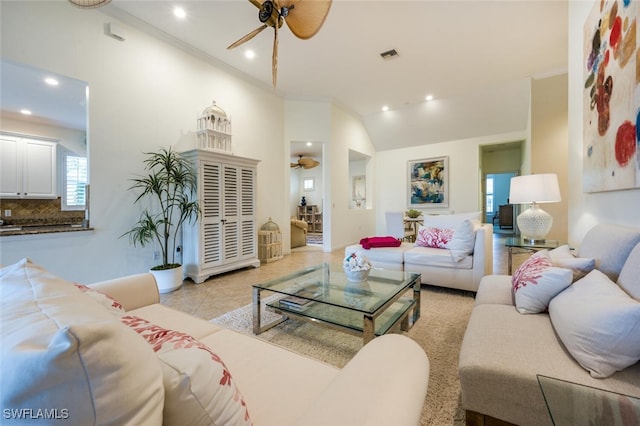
[408, 156, 448, 208]
[583, 0, 639, 192]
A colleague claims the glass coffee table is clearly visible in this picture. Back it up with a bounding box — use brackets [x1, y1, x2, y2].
[252, 263, 421, 344]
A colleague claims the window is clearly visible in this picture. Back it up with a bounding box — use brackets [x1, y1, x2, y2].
[303, 177, 315, 191]
[62, 152, 87, 211]
[486, 176, 494, 213]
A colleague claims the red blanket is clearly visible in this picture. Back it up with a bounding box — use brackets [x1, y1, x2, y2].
[359, 236, 402, 250]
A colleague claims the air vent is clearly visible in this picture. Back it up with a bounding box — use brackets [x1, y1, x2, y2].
[380, 49, 399, 60]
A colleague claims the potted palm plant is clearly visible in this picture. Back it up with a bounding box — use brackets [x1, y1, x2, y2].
[121, 147, 200, 293]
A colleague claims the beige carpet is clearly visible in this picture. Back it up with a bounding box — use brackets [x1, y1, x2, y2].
[211, 285, 475, 425]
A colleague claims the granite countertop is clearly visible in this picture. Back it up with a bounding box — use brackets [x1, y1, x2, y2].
[0, 224, 94, 237]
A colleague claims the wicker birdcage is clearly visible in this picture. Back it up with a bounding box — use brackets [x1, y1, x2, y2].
[258, 218, 283, 263]
[196, 101, 232, 152]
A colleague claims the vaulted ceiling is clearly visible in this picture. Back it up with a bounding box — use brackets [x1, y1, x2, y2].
[3, 1, 569, 154]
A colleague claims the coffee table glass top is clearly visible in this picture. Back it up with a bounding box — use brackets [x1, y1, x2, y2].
[504, 237, 562, 249]
[254, 263, 419, 314]
[537, 375, 640, 425]
[252, 263, 421, 342]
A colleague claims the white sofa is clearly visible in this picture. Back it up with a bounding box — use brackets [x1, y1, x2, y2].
[1, 259, 430, 426]
[345, 223, 493, 292]
[459, 224, 640, 425]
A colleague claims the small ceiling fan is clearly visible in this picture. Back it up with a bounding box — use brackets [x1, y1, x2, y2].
[227, 0, 332, 88]
[290, 155, 319, 169]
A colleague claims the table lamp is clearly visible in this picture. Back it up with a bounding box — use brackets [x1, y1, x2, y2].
[509, 174, 561, 243]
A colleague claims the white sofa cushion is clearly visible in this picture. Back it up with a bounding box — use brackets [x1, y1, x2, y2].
[0, 259, 165, 425]
[549, 245, 595, 282]
[549, 269, 640, 378]
[404, 246, 473, 269]
[122, 315, 251, 426]
[512, 250, 573, 314]
[617, 243, 640, 300]
[344, 243, 412, 264]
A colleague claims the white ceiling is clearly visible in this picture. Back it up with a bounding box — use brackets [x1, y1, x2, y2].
[104, 0, 568, 153]
[1, 1, 569, 154]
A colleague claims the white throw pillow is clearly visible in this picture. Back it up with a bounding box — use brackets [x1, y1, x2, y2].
[0, 259, 164, 425]
[511, 250, 573, 314]
[549, 245, 595, 282]
[549, 269, 640, 378]
[122, 315, 252, 426]
[421, 211, 481, 229]
[448, 219, 480, 262]
[617, 243, 640, 300]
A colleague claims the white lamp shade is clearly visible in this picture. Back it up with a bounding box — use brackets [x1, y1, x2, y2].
[509, 174, 561, 204]
[509, 174, 561, 242]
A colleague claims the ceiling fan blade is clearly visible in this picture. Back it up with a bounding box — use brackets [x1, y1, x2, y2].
[283, 0, 332, 40]
[248, 0, 263, 9]
[303, 160, 320, 169]
[272, 22, 279, 87]
[227, 24, 268, 49]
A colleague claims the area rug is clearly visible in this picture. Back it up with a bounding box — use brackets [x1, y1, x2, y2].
[210, 285, 475, 425]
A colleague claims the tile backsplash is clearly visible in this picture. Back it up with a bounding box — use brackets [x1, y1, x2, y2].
[0, 198, 84, 226]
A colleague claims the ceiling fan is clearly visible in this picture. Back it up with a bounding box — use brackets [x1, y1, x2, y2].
[290, 155, 320, 169]
[227, 0, 332, 88]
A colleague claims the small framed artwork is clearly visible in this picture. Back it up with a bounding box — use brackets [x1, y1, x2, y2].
[303, 177, 315, 192]
[408, 156, 449, 208]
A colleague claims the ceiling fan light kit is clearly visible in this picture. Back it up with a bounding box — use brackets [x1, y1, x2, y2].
[228, 0, 333, 88]
[68, 0, 111, 9]
[291, 155, 320, 169]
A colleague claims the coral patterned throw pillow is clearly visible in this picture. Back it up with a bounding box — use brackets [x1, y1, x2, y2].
[511, 250, 573, 314]
[415, 226, 454, 248]
[122, 315, 251, 426]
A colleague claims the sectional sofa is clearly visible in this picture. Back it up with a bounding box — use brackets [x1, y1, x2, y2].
[345, 214, 493, 292]
[459, 223, 640, 425]
[2, 259, 430, 425]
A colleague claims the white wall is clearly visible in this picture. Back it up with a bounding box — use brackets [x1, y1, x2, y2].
[329, 105, 377, 251]
[375, 131, 527, 233]
[0, 2, 285, 282]
[567, 1, 640, 245]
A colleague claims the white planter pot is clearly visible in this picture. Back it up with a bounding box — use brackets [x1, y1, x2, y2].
[150, 265, 183, 294]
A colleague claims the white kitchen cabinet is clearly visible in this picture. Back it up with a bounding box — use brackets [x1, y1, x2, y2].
[0, 135, 57, 199]
[182, 149, 260, 283]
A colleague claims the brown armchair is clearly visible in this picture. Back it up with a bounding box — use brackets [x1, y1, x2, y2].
[291, 218, 308, 248]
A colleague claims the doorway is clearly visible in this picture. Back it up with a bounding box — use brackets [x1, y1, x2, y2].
[290, 141, 324, 250]
[486, 172, 516, 233]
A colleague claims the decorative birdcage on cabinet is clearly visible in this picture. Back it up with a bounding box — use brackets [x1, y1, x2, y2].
[258, 218, 283, 263]
[196, 101, 232, 152]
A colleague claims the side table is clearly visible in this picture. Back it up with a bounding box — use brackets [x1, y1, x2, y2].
[504, 237, 563, 274]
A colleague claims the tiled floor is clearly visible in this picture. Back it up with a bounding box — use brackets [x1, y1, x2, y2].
[160, 235, 522, 321]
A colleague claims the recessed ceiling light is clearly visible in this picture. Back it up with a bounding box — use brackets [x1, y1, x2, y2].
[20, 109, 32, 115]
[173, 7, 186, 19]
[45, 77, 59, 86]
[382, 105, 389, 112]
[425, 95, 434, 101]
[306, 142, 312, 147]
[245, 50, 256, 60]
